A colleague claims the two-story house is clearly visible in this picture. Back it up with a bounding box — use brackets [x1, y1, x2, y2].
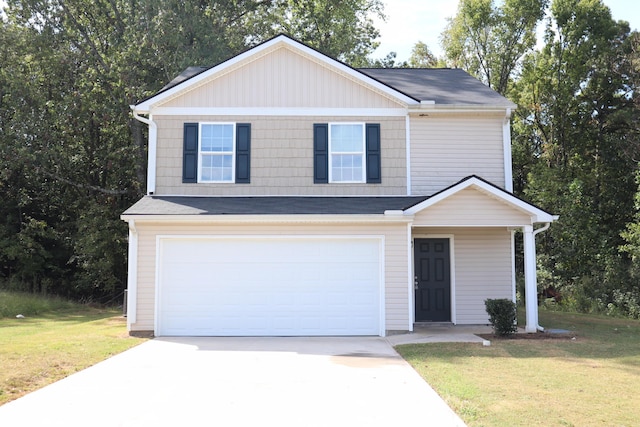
[122, 35, 556, 337]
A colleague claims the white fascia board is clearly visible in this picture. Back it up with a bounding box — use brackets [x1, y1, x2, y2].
[150, 107, 408, 117]
[404, 177, 556, 223]
[120, 214, 413, 224]
[133, 35, 419, 113]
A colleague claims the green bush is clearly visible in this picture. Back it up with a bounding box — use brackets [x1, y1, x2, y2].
[485, 298, 517, 337]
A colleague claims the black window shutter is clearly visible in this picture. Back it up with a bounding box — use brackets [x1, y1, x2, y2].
[182, 123, 198, 183]
[366, 123, 381, 184]
[314, 124, 329, 184]
[235, 123, 251, 183]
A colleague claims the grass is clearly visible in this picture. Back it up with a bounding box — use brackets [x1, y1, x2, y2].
[0, 290, 81, 317]
[396, 309, 640, 427]
[0, 291, 145, 406]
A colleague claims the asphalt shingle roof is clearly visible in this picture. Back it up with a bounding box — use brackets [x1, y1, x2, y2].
[358, 68, 515, 106]
[122, 196, 429, 216]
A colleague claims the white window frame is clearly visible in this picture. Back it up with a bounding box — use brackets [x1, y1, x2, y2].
[328, 122, 366, 183]
[198, 122, 236, 183]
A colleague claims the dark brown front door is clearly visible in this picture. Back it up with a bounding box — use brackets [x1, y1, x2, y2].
[414, 238, 451, 322]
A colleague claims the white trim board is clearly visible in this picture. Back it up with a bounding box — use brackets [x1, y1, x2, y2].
[148, 107, 409, 117]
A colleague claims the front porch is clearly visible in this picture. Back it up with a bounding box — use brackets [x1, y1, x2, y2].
[402, 176, 558, 333]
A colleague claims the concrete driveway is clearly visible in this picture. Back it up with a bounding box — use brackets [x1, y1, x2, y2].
[0, 337, 465, 427]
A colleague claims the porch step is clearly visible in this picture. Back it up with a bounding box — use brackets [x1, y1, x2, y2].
[413, 322, 454, 329]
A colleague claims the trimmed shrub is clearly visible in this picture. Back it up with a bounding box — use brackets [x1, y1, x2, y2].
[485, 298, 517, 337]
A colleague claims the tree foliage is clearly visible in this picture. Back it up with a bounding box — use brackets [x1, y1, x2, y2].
[261, 0, 385, 66]
[407, 41, 438, 68]
[442, 0, 548, 95]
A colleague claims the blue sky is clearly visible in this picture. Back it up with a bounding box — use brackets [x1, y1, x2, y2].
[374, 0, 640, 61]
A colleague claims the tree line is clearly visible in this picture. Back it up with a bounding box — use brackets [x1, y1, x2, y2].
[1, 0, 640, 317]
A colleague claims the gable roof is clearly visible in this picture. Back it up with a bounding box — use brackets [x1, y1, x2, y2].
[133, 34, 515, 112]
[404, 175, 557, 223]
[133, 34, 419, 112]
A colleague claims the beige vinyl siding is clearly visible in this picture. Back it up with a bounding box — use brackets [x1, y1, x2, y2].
[410, 113, 506, 195]
[160, 46, 403, 109]
[412, 187, 533, 226]
[153, 115, 407, 195]
[414, 227, 512, 324]
[129, 221, 410, 333]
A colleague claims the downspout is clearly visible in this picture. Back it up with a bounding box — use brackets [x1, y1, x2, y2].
[406, 114, 412, 195]
[532, 222, 551, 332]
[503, 108, 513, 192]
[131, 108, 157, 195]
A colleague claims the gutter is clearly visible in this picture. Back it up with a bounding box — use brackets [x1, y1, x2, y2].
[131, 107, 157, 195]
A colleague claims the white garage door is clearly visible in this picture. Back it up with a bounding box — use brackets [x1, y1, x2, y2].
[156, 237, 382, 336]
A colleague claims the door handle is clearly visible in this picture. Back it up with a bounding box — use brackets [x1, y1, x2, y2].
[414, 276, 418, 290]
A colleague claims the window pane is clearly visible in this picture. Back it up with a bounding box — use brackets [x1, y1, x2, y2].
[332, 154, 363, 182]
[200, 154, 233, 182]
[201, 124, 233, 152]
[331, 124, 363, 152]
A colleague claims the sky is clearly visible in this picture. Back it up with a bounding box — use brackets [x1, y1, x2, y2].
[374, 0, 640, 62]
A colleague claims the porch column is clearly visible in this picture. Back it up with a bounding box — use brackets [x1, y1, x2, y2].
[523, 225, 538, 332]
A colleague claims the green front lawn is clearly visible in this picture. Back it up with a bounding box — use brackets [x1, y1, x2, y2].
[396, 310, 640, 426]
[0, 305, 145, 405]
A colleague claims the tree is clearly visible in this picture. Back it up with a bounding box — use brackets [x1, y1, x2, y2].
[442, 0, 547, 95]
[258, 0, 386, 67]
[407, 41, 438, 68]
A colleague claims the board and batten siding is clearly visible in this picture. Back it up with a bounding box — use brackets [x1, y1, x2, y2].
[159, 46, 404, 109]
[412, 187, 533, 227]
[153, 115, 407, 196]
[415, 227, 513, 324]
[410, 113, 506, 195]
[129, 221, 410, 334]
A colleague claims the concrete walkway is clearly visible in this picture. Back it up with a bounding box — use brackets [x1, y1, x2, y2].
[0, 336, 469, 427]
[387, 324, 493, 346]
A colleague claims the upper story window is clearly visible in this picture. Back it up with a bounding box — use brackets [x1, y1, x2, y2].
[199, 123, 235, 182]
[182, 122, 251, 184]
[329, 123, 365, 183]
[314, 123, 381, 185]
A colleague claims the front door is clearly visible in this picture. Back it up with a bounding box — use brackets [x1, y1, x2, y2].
[414, 238, 451, 322]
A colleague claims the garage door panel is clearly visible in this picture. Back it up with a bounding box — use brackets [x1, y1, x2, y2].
[157, 237, 382, 336]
